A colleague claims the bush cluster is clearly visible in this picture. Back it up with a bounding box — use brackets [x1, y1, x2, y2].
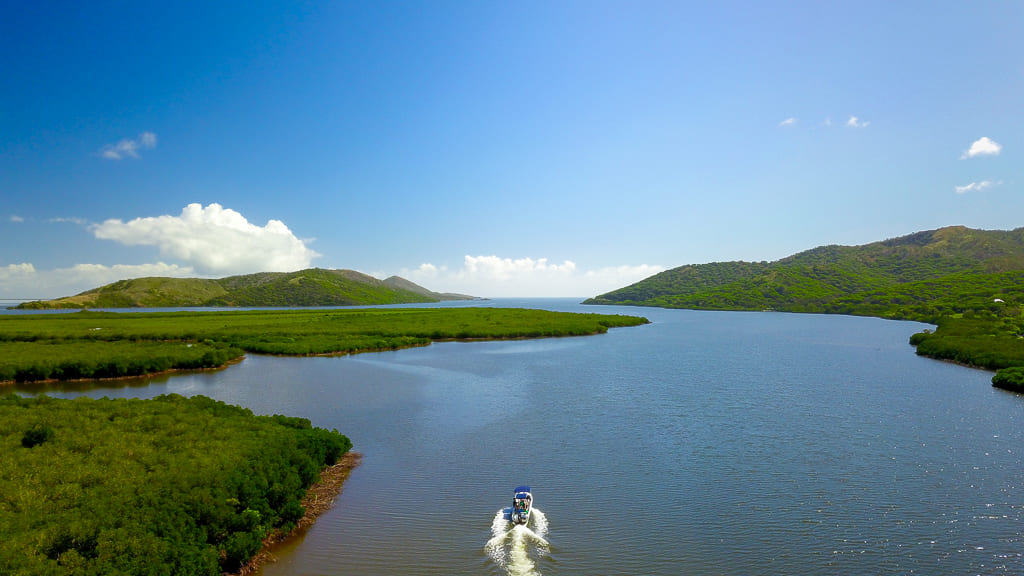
[0, 394, 351, 575]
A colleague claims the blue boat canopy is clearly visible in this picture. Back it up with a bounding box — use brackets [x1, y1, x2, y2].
[514, 486, 531, 494]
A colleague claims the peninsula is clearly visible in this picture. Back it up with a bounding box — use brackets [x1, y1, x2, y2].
[0, 307, 649, 384]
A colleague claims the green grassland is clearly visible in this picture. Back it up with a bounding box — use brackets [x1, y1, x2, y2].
[0, 308, 649, 383]
[584, 226, 1024, 390]
[0, 393, 351, 576]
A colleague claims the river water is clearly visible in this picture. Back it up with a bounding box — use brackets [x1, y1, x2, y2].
[12, 299, 1024, 575]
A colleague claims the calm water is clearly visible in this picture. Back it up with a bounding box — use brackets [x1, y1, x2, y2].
[13, 300, 1024, 575]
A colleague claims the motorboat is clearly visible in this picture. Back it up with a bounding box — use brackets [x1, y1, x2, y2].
[511, 486, 532, 525]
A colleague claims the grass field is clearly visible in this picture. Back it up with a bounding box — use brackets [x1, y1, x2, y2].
[0, 308, 649, 383]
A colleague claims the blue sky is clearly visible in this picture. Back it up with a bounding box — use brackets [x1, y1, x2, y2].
[2, 1, 1021, 299]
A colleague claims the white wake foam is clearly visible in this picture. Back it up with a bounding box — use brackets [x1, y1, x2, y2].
[485, 507, 550, 576]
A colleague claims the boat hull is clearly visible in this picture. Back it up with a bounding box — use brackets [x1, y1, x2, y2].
[511, 485, 533, 526]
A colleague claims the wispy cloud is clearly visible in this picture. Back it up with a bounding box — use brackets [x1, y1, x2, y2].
[402, 255, 664, 297]
[91, 203, 320, 275]
[100, 131, 158, 160]
[960, 136, 1002, 159]
[48, 216, 89, 226]
[846, 116, 870, 128]
[777, 117, 797, 127]
[954, 180, 1002, 194]
[9, 215, 24, 223]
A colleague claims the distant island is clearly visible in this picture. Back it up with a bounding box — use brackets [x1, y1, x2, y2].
[584, 226, 1024, 392]
[13, 268, 478, 309]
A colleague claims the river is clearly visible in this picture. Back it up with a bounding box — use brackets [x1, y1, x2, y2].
[11, 299, 1024, 575]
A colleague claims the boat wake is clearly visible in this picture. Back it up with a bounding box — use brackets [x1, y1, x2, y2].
[485, 507, 550, 576]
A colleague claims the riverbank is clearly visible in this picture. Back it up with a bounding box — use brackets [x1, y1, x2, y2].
[234, 451, 363, 575]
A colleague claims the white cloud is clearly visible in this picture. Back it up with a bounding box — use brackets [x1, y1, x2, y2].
[402, 255, 664, 297]
[960, 136, 1002, 159]
[48, 216, 88, 226]
[9, 215, 24, 223]
[823, 116, 832, 127]
[0, 262, 196, 301]
[91, 203, 320, 275]
[100, 131, 158, 160]
[0, 262, 36, 280]
[846, 116, 869, 128]
[778, 117, 797, 127]
[954, 180, 1001, 194]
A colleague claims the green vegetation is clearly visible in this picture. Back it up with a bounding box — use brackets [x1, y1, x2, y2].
[992, 366, 1024, 392]
[0, 308, 648, 383]
[0, 340, 243, 383]
[13, 268, 474, 309]
[584, 226, 1024, 390]
[0, 393, 351, 575]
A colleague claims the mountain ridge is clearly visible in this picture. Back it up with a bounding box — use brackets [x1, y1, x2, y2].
[14, 268, 477, 309]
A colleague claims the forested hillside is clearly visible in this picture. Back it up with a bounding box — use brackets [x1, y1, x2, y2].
[586, 226, 1024, 319]
[14, 268, 473, 309]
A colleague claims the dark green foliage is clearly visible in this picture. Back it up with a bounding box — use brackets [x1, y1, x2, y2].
[908, 316, 1024, 370]
[21, 423, 54, 447]
[0, 308, 648, 384]
[0, 394, 351, 575]
[993, 366, 1024, 392]
[0, 340, 244, 383]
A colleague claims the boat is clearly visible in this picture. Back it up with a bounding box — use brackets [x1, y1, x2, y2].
[511, 486, 533, 525]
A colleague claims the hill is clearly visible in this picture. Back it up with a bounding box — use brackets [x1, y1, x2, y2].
[585, 226, 1024, 319]
[14, 268, 476, 309]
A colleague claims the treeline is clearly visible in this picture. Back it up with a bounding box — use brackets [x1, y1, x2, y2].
[0, 340, 242, 382]
[0, 394, 351, 575]
[0, 308, 649, 383]
[908, 313, 1024, 391]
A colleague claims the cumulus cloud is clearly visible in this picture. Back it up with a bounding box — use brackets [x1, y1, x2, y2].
[954, 180, 1001, 194]
[778, 117, 797, 127]
[91, 203, 320, 275]
[100, 131, 158, 160]
[9, 215, 24, 223]
[961, 136, 1002, 159]
[846, 116, 870, 128]
[0, 262, 195, 301]
[402, 255, 664, 297]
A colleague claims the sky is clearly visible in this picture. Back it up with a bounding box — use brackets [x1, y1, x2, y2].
[1, 1, 1021, 299]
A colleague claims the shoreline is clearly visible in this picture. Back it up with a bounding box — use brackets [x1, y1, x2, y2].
[233, 450, 363, 576]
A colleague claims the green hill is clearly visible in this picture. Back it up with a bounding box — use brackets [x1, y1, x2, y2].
[15, 269, 474, 309]
[585, 226, 1024, 319]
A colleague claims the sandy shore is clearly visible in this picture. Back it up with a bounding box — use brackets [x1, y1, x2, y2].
[234, 451, 363, 575]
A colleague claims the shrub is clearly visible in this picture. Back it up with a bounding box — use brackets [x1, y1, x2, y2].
[21, 424, 55, 448]
[992, 366, 1024, 392]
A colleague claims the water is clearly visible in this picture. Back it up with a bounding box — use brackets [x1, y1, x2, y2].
[11, 300, 1024, 575]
